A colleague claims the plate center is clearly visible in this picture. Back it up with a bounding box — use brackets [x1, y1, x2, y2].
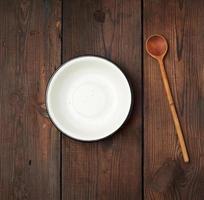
[72, 83, 106, 117]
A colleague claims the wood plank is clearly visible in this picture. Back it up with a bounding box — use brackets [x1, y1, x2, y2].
[144, 0, 204, 199]
[0, 0, 61, 199]
[62, 0, 142, 199]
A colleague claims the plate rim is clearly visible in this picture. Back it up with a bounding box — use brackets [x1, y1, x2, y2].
[45, 55, 133, 142]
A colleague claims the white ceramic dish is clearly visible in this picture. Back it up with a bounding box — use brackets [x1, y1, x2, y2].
[46, 56, 132, 141]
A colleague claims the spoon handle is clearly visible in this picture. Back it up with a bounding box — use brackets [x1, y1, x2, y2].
[158, 60, 189, 163]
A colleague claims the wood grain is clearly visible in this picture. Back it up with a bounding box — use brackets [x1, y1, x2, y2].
[144, 0, 204, 199]
[1, 0, 204, 199]
[0, 0, 61, 199]
[62, 0, 142, 199]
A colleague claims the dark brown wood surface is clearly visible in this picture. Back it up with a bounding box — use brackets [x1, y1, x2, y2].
[62, 0, 142, 199]
[0, 0, 204, 199]
[0, 0, 61, 199]
[144, 0, 204, 199]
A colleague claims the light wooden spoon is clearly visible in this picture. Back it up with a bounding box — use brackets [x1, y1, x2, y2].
[146, 34, 189, 163]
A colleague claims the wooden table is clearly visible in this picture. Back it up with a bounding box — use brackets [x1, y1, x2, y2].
[0, 0, 203, 199]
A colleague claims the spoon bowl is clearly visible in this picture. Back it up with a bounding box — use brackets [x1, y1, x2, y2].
[146, 35, 168, 59]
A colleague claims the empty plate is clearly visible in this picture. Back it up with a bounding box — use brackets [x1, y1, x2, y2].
[46, 56, 132, 141]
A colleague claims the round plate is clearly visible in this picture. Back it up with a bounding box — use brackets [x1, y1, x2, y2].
[46, 56, 132, 141]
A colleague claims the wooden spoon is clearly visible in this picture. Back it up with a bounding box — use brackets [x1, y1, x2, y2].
[146, 34, 189, 163]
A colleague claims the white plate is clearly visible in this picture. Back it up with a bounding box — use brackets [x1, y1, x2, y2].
[46, 56, 132, 141]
